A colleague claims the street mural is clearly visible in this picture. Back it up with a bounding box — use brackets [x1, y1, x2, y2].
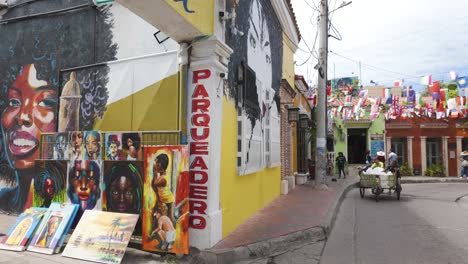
[142, 146, 189, 254]
[226, 0, 282, 173]
[33, 160, 67, 208]
[0, 1, 116, 213]
[174, 0, 195, 13]
[0, 0, 180, 214]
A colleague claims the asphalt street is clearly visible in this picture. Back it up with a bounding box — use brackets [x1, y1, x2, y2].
[320, 183, 468, 264]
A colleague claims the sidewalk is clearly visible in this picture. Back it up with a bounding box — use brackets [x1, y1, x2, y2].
[0, 173, 466, 264]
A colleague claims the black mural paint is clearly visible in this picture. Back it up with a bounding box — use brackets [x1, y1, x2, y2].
[226, 0, 283, 165]
[0, 1, 117, 213]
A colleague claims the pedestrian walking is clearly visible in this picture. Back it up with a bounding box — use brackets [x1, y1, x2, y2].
[365, 150, 372, 165]
[335, 152, 347, 179]
[459, 150, 468, 179]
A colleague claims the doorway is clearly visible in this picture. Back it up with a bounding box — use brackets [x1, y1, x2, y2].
[347, 128, 367, 164]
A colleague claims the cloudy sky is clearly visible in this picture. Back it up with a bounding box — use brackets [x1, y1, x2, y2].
[292, 0, 468, 91]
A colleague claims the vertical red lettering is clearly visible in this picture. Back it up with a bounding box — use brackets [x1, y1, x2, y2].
[190, 142, 209, 155]
[192, 99, 211, 113]
[190, 127, 210, 141]
[190, 200, 207, 214]
[190, 170, 209, 184]
[190, 185, 208, 199]
[193, 69, 211, 83]
[189, 215, 207, 229]
[192, 84, 209, 98]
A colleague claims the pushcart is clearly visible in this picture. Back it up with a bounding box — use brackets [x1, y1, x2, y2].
[359, 169, 401, 201]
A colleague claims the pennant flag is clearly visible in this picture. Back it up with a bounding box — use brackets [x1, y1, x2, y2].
[459, 87, 468, 97]
[384, 88, 392, 104]
[440, 88, 448, 104]
[394, 80, 402, 87]
[432, 92, 440, 100]
[358, 89, 368, 97]
[375, 96, 382, 106]
[307, 85, 314, 100]
[429, 81, 440, 94]
[420, 75, 432, 85]
[457, 76, 468, 89]
[450, 71, 458, 81]
[369, 104, 379, 120]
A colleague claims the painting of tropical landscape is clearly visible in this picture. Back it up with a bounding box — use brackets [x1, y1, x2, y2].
[62, 210, 139, 264]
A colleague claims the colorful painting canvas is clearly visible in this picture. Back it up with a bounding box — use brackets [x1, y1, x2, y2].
[104, 133, 123, 161]
[121, 132, 142, 161]
[41, 133, 55, 159]
[84, 131, 102, 160]
[33, 160, 68, 208]
[53, 132, 70, 160]
[67, 160, 103, 222]
[142, 145, 189, 254]
[27, 202, 79, 254]
[103, 161, 143, 214]
[69, 131, 84, 160]
[0, 207, 48, 251]
[62, 210, 139, 264]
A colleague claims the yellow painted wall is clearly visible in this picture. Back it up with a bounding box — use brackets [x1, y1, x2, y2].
[164, 0, 214, 35]
[93, 74, 179, 131]
[282, 34, 295, 87]
[220, 98, 281, 237]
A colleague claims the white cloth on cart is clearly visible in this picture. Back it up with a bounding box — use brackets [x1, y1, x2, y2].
[362, 167, 393, 188]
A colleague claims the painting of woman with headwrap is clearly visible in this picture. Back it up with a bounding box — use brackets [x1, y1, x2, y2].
[33, 160, 67, 208]
[0, 1, 117, 213]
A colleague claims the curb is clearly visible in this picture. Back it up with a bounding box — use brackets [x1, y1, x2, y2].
[401, 178, 468, 184]
[194, 180, 359, 264]
[321, 181, 359, 236]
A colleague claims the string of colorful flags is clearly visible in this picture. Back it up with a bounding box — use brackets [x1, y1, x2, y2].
[307, 72, 468, 121]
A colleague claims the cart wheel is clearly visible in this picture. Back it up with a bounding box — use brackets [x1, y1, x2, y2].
[360, 187, 365, 198]
[375, 193, 379, 202]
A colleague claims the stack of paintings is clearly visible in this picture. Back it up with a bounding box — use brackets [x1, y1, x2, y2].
[0, 207, 48, 251]
[27, 202, 79, 254]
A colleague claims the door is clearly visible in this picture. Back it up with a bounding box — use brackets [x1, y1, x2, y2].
[347, 128, 367, 164]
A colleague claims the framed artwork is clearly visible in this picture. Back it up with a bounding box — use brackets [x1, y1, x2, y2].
[84, 131, 102, 160]
[41, 133, 55, 159]
[53, 132, 69, 160]
[69, 131, 84, 160]
[67, 160, 103, 222]
[121, 132, 142, 161]
[0, 207, 47, 251]
[27, 203, 79, 254]
[104, 133, 123, 161]
[33, 160, 68, 208]
[62, 210, 139, 264]
[142, 145, 189, 254]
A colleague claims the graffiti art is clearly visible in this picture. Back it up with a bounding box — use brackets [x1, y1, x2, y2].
[142, 145, 189, 254]
[0, 0, 117, 213]
[33, 160, 67, 208]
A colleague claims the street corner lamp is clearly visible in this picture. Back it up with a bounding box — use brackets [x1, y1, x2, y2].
[287, 106, 300, 123]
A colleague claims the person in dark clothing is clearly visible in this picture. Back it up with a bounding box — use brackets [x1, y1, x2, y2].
[365, 150, 372, 165]
[335, 152, 347, 179]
